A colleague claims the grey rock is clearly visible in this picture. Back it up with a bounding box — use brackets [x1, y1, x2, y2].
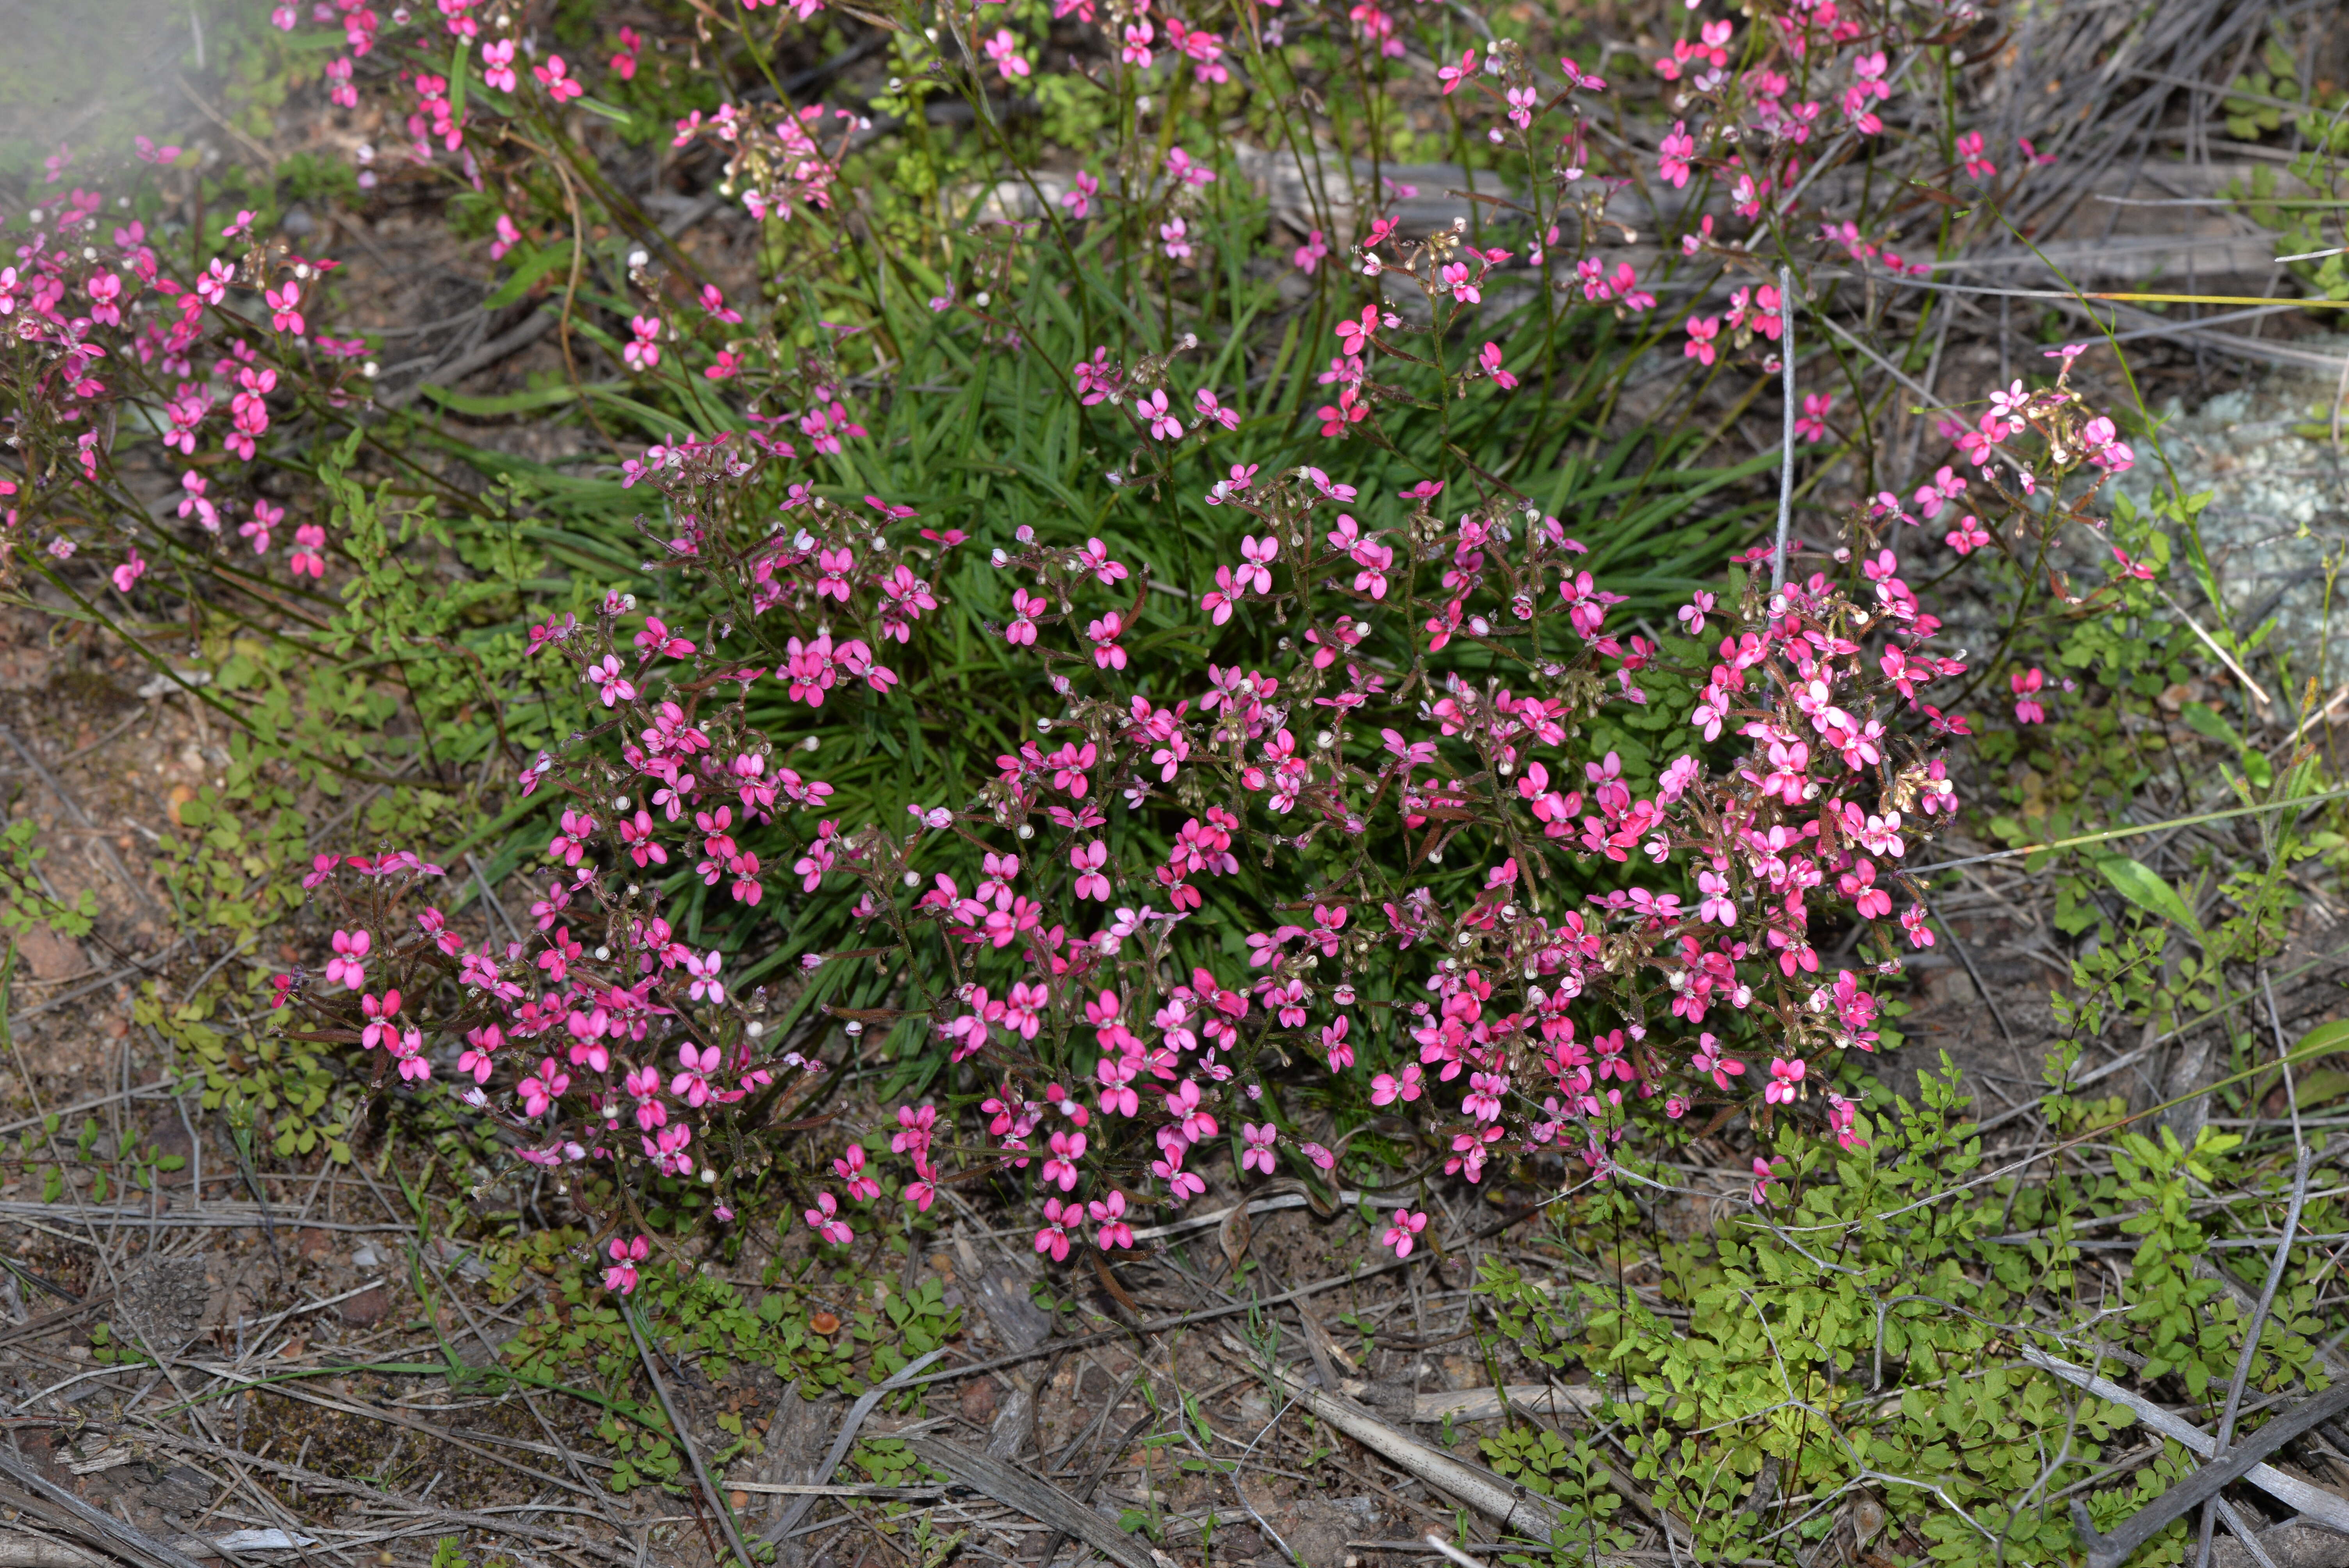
[2112, 346, 2349, 690]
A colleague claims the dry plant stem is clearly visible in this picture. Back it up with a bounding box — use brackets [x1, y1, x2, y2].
[2152, 584, 2274, 707]
[2069, 1375, 2349, 1568]
[2199, 1145, 2316, 1568]
[2211, 1499, 2287, 1568]
[1421, 1534, 1494, 1568]
[765, 1344, 950, 1541]
[622, 1301, 758, 1568]
[1924, 907, 2016, 1048]
[1223, 1333, 1595, 1541]
[0, 1445, 211, 1568]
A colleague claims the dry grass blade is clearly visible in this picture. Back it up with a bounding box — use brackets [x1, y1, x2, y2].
[902, 1436, 1173, 1568]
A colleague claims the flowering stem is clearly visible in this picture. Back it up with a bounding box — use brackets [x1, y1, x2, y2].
[1773, 268, 1798, 591]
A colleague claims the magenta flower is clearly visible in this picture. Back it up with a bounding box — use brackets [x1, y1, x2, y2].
[835, 1143, 882, 1202]
[2010, 668, 2046, 725]
[1034, 1196, 1077, 1261]
[604, 1235, 648, 1295]
[806, 1191, 854, 1246]
[533, 54, 584, 102]
[1382, 1209, 1428, 1258]
[1683, 315, 1721, 366]
[1089, 1188, 1135, 1249]
[324, 928, 371, 989]
[1239, 1123, 1278, 1175]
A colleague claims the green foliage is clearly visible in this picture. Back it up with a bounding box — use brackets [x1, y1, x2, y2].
[1478, 1060, 2332, 1566]
[1480, 1426, 1635, 1568]
[485, 1247, 955, 1492]
[136, 976, 358, 1162]
[0, 818, 98, 944]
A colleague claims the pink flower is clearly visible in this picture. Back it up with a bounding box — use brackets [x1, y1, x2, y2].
[604, 1234, 649, 1295]
[1194, 388, 1240, 432]
[460, 1025, 503, 1086]
[1062, 170, 1099, 220]
[2011, 667, 2046, 725]
[1684, 315, 1720, 366]
[1137, 388, 1184, 440]
[1035, 1195, 1078, 1261]
[1322, 1015, 1355, 1071]
[836, 1143, 883, 1202]
[1944, 515, 1991, 555]
[1692, 1035, 1745, 1090]
[1912, 465, 1966, 519]
[1478, 341, 1517, 389]
[1240, 1122, 1278, 1175]
[1007, 588, 1046, 647]
[623, 314, 662, 373]
[1658, 121, 1696, 187]
[1382, 1209, 1428, 1258]
[1089, 1188, 1135, 1249]
[806, 1191, 854, 1246]
[533, 54, 585, 102]
[518, 1056, 568, 1117]
[1764, 1057, 1805, 1105]
[289, 523, 328, 579]
[1956, 130, 1998, 181]
[481, 37, 518, 92]
[111, 550, 146, 595]
[1041, 1128, 1087, 1191]
[1795, 392, 1832, 442]
[265, 281, 304, 336]
[1371, 1062, 1424, 1105]
[1749, 1156, 1784, 1206]
[983, 28, 1031, 80]
[324, 928, 371, 989]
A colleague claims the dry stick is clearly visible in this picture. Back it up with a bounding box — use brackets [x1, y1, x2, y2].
[2153, 584, 2275, 708]
[2069, 1358, 2349, 1568]
[109, 1426, 634, 1564]
[198, 1363, 599, 1500]
[467, 851, 527, 945]
[1226, 1339, 1589, 1543]
[2024, 1348, 2349, 1525]
[622, 1301, 758, 1568]
[1771, 264, 1797, 593]
[0, 1445, 211, 1568]
[764, 1345, 952, 1542]
[2198, 1146, 2315, 1568]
